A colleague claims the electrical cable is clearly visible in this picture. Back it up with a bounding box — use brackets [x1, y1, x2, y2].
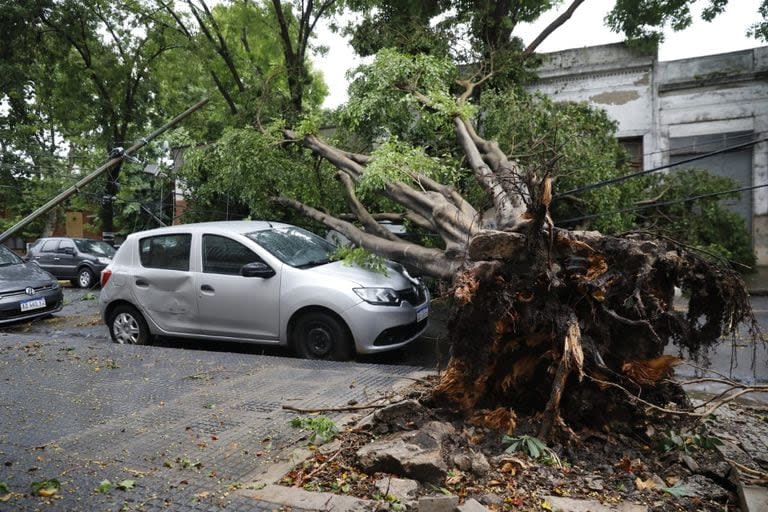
[555, 136, 768, 198]
[558, 182, 768, 225]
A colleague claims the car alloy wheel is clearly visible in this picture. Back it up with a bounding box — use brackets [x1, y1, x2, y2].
[108, 305, 151, 345]
[77, 268, 94, 288]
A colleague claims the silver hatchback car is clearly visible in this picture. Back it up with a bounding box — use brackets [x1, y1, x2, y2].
[99, 221, 429, 360]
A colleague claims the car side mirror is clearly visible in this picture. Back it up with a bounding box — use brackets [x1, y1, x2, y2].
[241, 261, 275, 278]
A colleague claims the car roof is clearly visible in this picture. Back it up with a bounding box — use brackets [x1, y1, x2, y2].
[125, 220, 293, 239]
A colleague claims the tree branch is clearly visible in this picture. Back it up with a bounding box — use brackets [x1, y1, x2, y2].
[523, 0, 586, 58]
[336, 172, 401, 242]
[453, 117, 521, 229]
[274, 197, 459, 279]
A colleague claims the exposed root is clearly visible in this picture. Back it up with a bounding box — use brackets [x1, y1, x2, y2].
[434, 227, 758, 438]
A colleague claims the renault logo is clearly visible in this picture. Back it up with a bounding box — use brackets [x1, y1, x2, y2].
[25, 287, 35, 296]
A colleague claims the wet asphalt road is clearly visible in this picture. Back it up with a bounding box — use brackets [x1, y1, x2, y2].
[0, 285, 451, 369]
[2, 285, 766, 380]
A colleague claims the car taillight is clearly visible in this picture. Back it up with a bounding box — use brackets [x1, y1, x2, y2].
[101, 269, 112, 287]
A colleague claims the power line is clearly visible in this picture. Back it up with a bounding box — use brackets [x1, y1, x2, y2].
[558, 182, 768, 225]
[555, 136, 768, 198]
[623, 131, 756, 161]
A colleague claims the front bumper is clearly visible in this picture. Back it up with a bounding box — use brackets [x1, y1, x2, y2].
[343, 296, 430, 354]
[0, 286, 64, 325]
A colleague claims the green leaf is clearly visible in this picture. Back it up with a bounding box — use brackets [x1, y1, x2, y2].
[30, 479, 60, 497]
[526, 438, 541, 459]
[96, 480, 113, 493]
[0, 482, 9, 494]
[662, 484, 692, 498]
[116, 479, 135, 490]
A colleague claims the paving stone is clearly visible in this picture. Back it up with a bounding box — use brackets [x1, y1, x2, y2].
[418, 494, 459, 512]
[544, 496, 647, 512]
[738, 483, 768, 512]
[457, 498, 490, 512]
[357, 421, 454, 483]
[374, 476, 419, 505]
[241, 484, 374, 511]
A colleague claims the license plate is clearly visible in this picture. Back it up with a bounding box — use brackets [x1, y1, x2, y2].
[20, 298, 46, 312]
[416, 304, 429, 322]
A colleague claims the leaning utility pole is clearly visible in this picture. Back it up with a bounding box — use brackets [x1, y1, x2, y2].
[0, 98, 209, 244]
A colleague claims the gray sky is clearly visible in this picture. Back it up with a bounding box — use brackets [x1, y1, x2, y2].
[314, 0, 764, 108]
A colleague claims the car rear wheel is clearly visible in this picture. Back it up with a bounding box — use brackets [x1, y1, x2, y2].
[292, 312, 354, 361]
[76, 267, 95, 289]
[108, 305, 152, 345]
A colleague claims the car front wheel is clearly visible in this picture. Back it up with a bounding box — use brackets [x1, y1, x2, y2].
[108, 305, 152, 345]
[292, 312, 354, 361]
[76, 267, 95, 288]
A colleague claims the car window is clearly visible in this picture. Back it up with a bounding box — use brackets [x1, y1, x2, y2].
[59, 239, 74, 252]
[203, 235, 262, 275]
[74, 239, 116, 257]
[139, 234, 191, 271]
[0, 246, 22, 266]
[41, 240, 58, 252]
[246, 227, 333, 268]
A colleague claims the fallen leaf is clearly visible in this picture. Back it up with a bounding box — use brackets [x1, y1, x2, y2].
[541, 499, 553, 511]
[116, 479, 135, 490]
[635, 477, 657, 491]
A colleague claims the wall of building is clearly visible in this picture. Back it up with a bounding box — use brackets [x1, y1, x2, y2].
[530, 43, 768, 265]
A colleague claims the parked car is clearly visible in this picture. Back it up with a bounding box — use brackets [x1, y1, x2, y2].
[27, 237, 116, 288]
[99, 221, 430, 360]
[0, 245, 63, 325]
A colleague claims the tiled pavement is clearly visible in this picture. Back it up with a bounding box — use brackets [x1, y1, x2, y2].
[0, 333, 422, 511]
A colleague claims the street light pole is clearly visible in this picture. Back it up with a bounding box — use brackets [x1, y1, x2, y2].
[0, 98, 209, 245]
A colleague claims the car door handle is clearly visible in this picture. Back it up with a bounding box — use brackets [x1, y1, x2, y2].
[135, 278, 149, 287]
[201, 284, 214, 293]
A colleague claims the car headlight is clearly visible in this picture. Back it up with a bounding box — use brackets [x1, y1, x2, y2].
[97, 257, 111, 264]
[353, 287, 401, 306]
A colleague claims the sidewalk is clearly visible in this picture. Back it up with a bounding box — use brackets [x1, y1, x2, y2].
[744, 266, 768, 296]
[0, 333, 424, 511]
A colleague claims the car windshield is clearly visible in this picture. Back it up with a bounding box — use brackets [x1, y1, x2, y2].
[246, 227, 334, 268]
[0, 246, 22, 267]
[74, 239, 116, 257]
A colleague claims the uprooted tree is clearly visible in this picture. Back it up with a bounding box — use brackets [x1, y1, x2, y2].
[176, 0, 765, 439]
[270, 50, 758, 439]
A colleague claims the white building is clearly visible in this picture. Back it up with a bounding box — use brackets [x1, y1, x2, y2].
[530, 43, 768, 264]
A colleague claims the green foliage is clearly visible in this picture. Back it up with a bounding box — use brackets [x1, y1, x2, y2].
[662, 483, 693, 498]
[0, 482, 8, 494]
[30, 479, 60, 497]
[639, 169, 756, 269]
[290, 416, 339, 445]
[606, 0, 767, 44]
[116, 479, 135, 491]
[179, 125, 344, 224]
[359, 138, 462, 196]
[502, 435, 562, 466]
[481, 90, 646, 233]
[331, 246, 389, 276]
[657, 428, 723, 453]
[95, 480, 113, 493]
[341, 49, 468, 149]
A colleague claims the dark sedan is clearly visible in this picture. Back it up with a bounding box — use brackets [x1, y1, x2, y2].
[0, 245, 63, 325]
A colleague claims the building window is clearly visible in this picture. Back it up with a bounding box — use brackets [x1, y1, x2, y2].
[619, 137, 644, 171]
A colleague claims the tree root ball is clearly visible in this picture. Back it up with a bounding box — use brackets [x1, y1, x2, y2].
[434, 229, 755, 439]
